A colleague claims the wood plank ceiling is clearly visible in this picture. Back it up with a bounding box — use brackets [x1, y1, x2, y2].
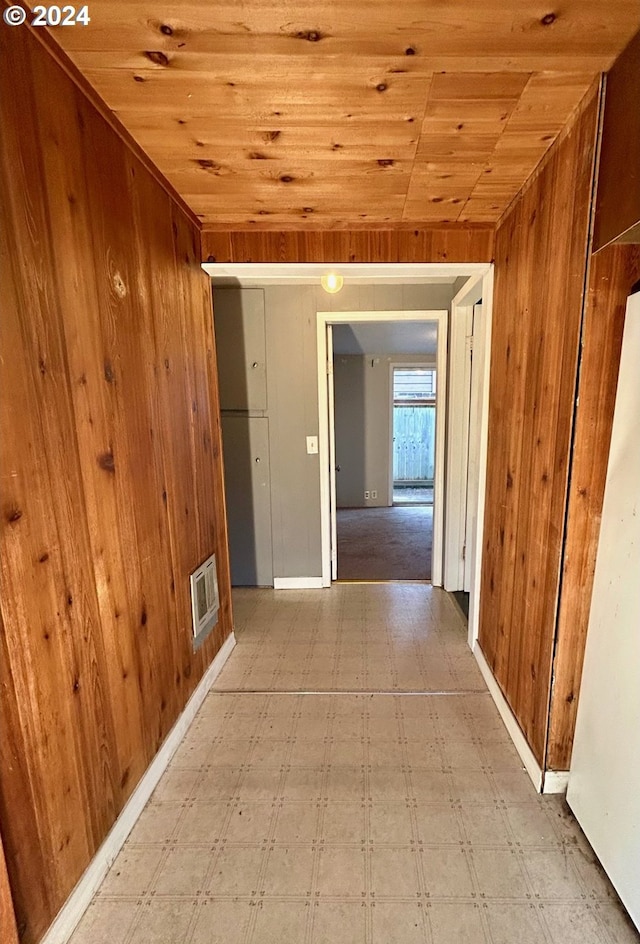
[50, 2, 639, 229]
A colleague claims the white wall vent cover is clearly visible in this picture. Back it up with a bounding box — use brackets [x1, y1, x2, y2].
[190, 553, 219, 650]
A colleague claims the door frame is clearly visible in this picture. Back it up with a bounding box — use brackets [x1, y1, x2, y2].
[444, 270, 494, 647]
[317, 309, 448, 587]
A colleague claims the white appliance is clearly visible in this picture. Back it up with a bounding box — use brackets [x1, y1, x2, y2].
[567, 284, 640, 929]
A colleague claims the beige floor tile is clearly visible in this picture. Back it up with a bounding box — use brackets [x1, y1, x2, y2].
[69, 900, 138, 944]
[99, 847, 164, 897]
[368, 768, 410, 802]
[371, 901, 426, 942]
[540, 902, 608, 943]
[428, 901, 488, 943]
[224, 801, 274, 843]
[249, 900, 310, 944]
[153, 846, 212, 897]
[411, 770, 452, 803]
[151, 768, 201, 802]
[421, 847, 475, 898]
[504, 804, 559, 847]
[371, 847, 421, 899]
[176, 801, 230, 844]
[248, 737, 290, 766]
[208, 739, 253, 767]
[523, 849, 587, 900]
[459, 803, 511, 846]
[593, 902, 640, 943]
[440, 739, 484, 769]
[471, 848, 531, 899]
[127, 801, 184, 844]
[485, 903, 548, 944]
[281, 767, 324, 800]
[451, 770, 498, 803]
[329, 739, 366, 765]
[311, 900, 367, 943]
[189, 900, 253, 944]
[572, 849, 621, 901]
[316, 846, 367, 897]
[261, 845, 315, 896]
[321, 802, 367, 843]
[369, 802, 414, 844]
[325, 766, 366, 800]
[206, 845, 265, 897]
[414, 803, 463, 845]
[273, 801, 321, 842]
[194, 767, 242, 800]
[130, 900, 195, 944]
[237, 767, 282, 801]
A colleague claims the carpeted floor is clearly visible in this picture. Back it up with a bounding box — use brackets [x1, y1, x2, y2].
[337, 505, 432, 581]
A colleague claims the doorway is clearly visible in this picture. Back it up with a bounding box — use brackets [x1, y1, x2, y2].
[318, 310, 448, 586]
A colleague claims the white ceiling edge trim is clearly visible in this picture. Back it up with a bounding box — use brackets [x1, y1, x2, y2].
[201, 262, 490, 285]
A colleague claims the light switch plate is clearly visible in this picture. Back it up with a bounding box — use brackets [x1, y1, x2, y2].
[306, 436, 318, 455]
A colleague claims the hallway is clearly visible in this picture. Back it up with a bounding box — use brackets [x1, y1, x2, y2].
[70, 586, 638, 944]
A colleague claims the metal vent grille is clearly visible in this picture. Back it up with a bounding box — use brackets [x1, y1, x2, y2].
[190, 553, 219, 650]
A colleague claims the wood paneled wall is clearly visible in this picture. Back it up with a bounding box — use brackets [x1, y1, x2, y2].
[0, 822, 18, 944]
[0, 23, 231, 944]
[478, 85, 600, 766]
[547, 243, 640, 770]
[201, 225, 494, 264]
[593, 29, 640, 250]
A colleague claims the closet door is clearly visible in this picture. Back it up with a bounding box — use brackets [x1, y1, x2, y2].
[221, 415, 273, 586]
[214, 288, 267, 411]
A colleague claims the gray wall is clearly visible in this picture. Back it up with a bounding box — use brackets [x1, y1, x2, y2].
[334, 353, 436, 508]
[214, 282, 458, 581]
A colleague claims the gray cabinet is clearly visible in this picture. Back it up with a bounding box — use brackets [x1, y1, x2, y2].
[221, 415, 273, 587]
[214, 288, 267, 412]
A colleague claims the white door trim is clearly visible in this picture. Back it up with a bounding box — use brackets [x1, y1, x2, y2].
[317, 309, 448, 587]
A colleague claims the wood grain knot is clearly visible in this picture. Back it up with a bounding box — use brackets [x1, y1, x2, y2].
[97, 451, 115, 473]
[295, 29, 323, 42]
[376, 83, 388, 92]
[248, 151, 269, 160]
[7, 508, 22, 524]
[159, 23, 173, 35]
[104, 360, 115, 384]
[280, 175, 295, 183]
[145, 50, 169, 66]
[133, 75, 145, 83]
[194, 159, 221, 173]
[405, 47, 416, 55]
[378, 159, 394, 167]
[112, 272, 127, 298]
[540, 12, 556, 25]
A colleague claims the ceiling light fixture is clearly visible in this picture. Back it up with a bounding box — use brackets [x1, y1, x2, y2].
[321, 272, 344, 294]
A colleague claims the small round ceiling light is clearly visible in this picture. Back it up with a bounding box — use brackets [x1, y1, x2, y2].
[321, 272, 344, 294]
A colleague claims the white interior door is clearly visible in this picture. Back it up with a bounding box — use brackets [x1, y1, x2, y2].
[567, 286, 640, 929]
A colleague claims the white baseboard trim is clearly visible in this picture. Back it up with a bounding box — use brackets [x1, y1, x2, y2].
[542, 770, 570, 794]
[473, 643, 543, 793]
[273, 577, 324, 590]
[42, 631, 236, 944]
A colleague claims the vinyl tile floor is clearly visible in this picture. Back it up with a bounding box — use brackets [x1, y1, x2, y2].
[70, 584, 640, 944]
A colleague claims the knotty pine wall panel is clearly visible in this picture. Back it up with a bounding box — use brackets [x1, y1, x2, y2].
[201, 225, 494, 264]
[478, 86, 600, 766]
[0, 23, 231, 944]
[547, 243, 640, 770]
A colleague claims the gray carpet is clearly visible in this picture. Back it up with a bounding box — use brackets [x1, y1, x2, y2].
[337, 505, 432, 581]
